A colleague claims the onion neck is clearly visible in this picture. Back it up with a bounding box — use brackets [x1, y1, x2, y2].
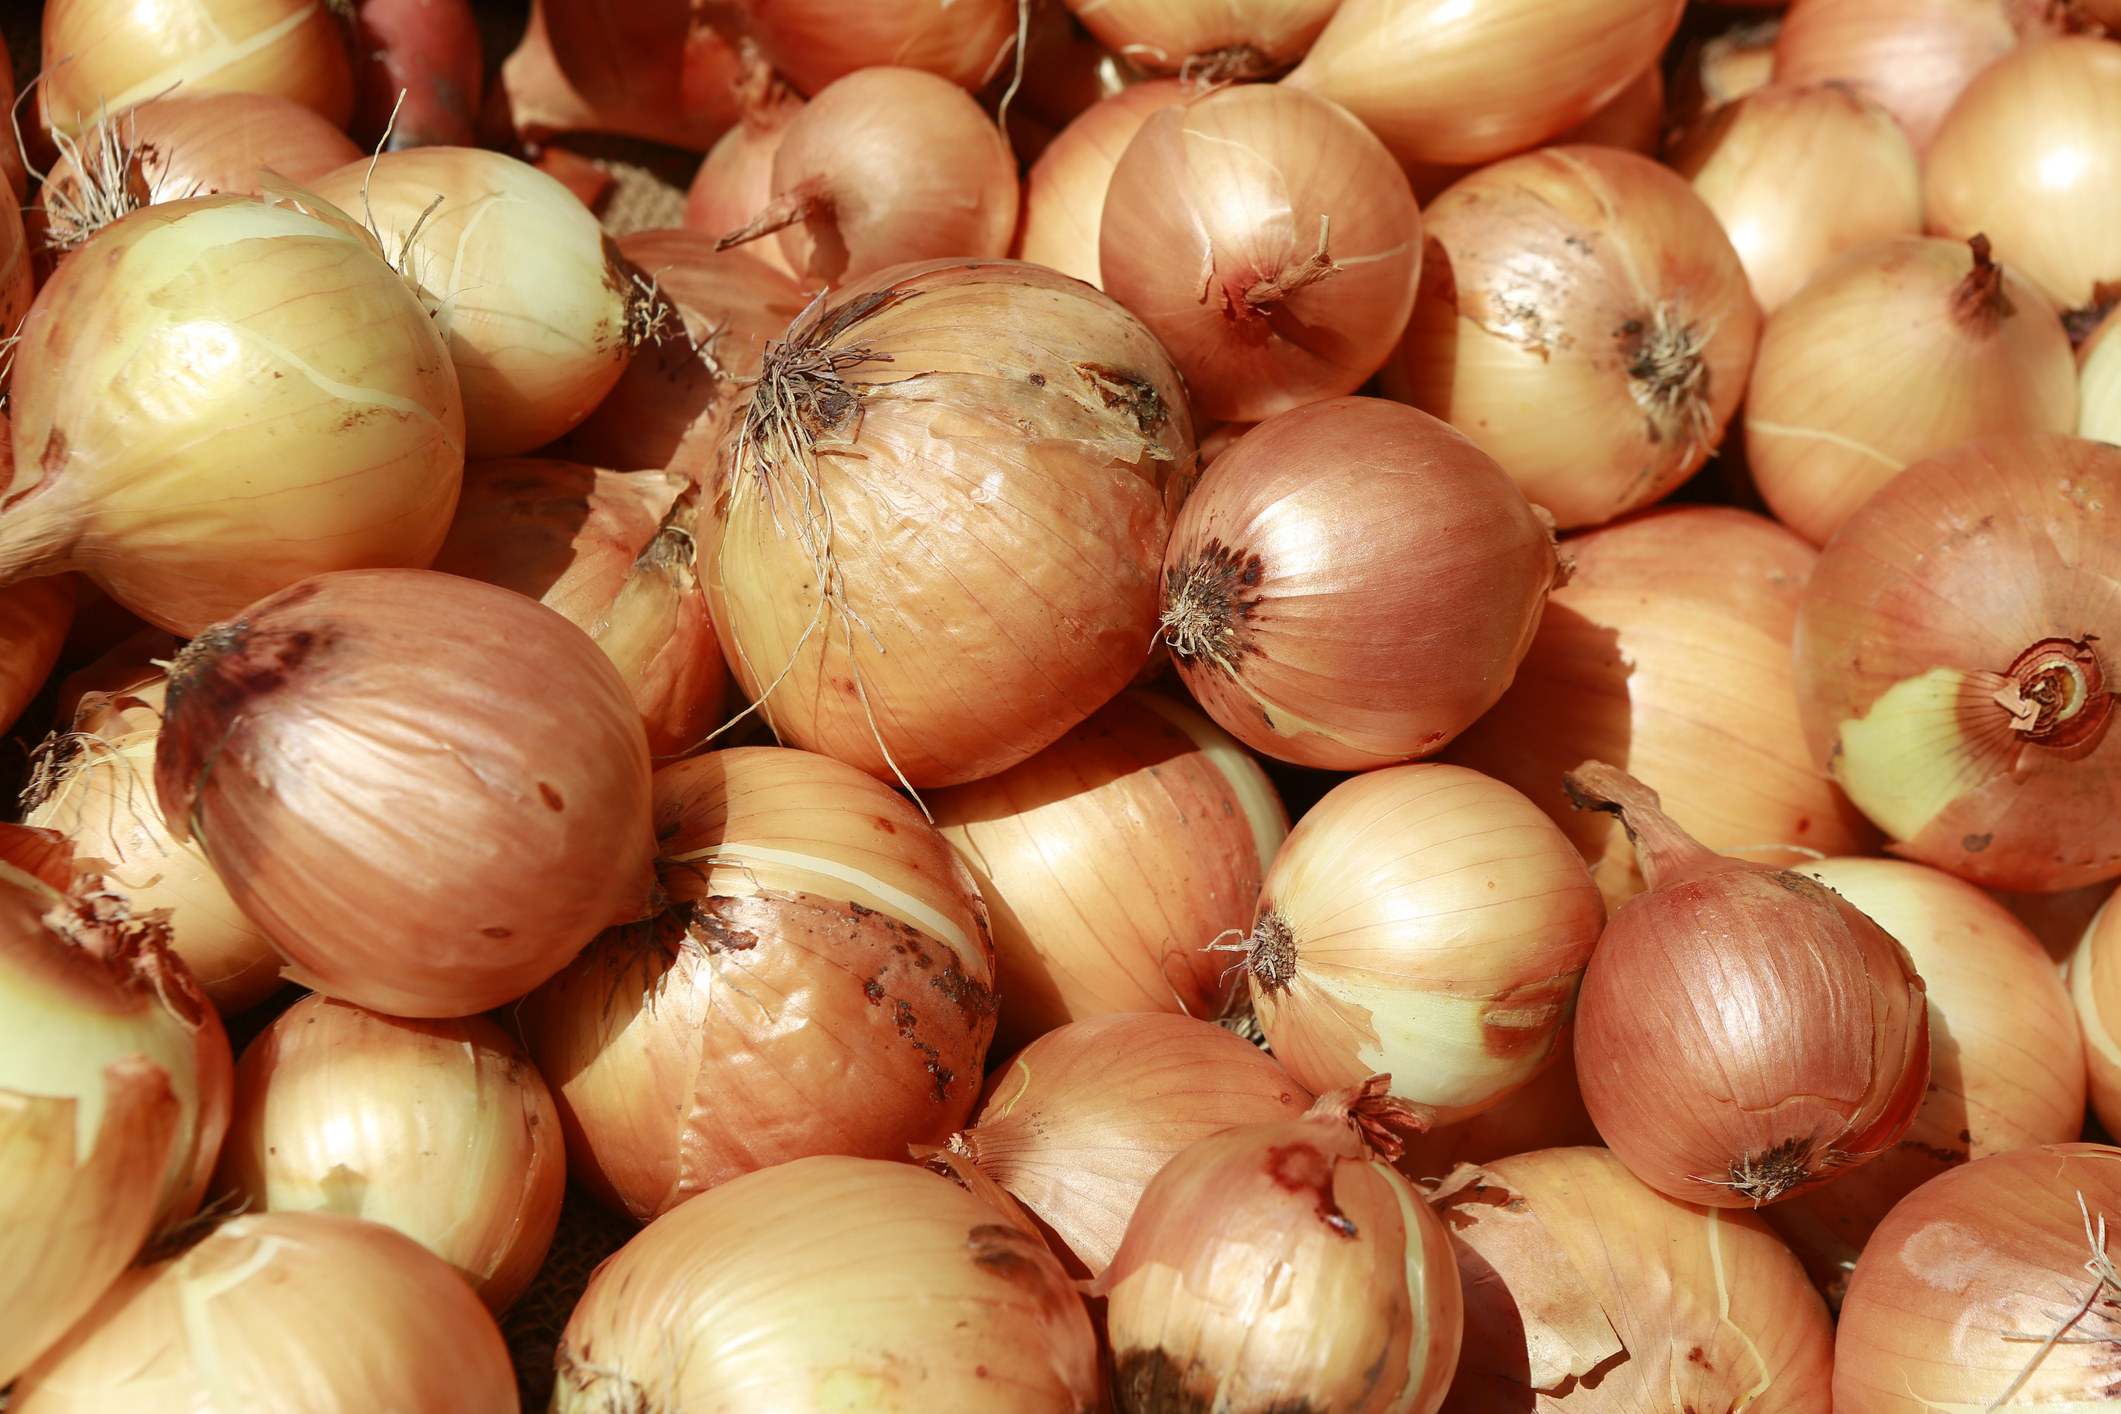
[1241, 214, 1341, 311]
[1948, 234, 2015, 336]
[1562, 761, 1735, 891]
[1992, 636, 2111, 749]
[1305, 1075, 1427, 1159]
[713, 179, 831, 258]
[1180, 43, 1280, 87]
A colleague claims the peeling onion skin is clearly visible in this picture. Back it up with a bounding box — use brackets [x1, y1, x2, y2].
[0, 574, 73, 735]
[738, 0, 1022, 96]
[552, 1155, 1100, 1413]
[1014, 79, 1185, 290]
[1770, 0, 2015, 156]
[1832, 1144, 2121, 1413]
[520, 746, 995, 1223]
[1435, 1146, 1837, 1413]
[153, 568, 658, 1019]
[1794, 433, 2121, 891]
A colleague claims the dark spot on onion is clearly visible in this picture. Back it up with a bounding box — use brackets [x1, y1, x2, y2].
[482, 926, 511, 938]
[539, 782, 565, 811]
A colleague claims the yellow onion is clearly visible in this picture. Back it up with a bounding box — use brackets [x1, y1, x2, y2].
[1832, 1144, 2121, 1412]
[1014, 79, 1184, 289]
[1063, 0, 1339, 78]
[1284, 0, 1684, 167]
[211, 994, 565, 1313]
[0, 193, 465, 637]
[1569, 761, 1930, 1207]
[2082, 303, 2120, 445]
[683, 47, 806, 280]
[521, 746, 995, 1221]
[1241, 764, 1606, 1126]
[1097, 1078, 1462, 1414]
[11, 1210, 516, 1412]
[1435, 1146, 1837, 1411]
[1099, 83, 1422, 422]
[1747, 236, 2078, 545]
[155, 568, 657, 1018]
[738, 0, 1022, 95]
[1446, 505, 1877, 913]
[495, 0, 741, 151]
[951, 1013, 1313, 1276]
[310, 148, 658, 460]
[929, 690, 1287, 1051]
[552, 1154, 1099, 1411]
[704, 258, 1193, 788]
[0, 575, 73, 734]
[1386, 147, 1762, 530]
[1771, 0, 2016, 154]
[38, 0, 353, 136]
[1393, 1043, 1600, 1184]
[1925, 37, 2121, 316]
[1794, 433, 2121, 890]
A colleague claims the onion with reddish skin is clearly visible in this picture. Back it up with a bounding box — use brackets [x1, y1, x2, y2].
[1794, 434, 2121, 891]
[0, 576, 73, 735]
[1061, 0, 1339, 78]
[1771, 0, 2016, 155]
[1160, 398, 1557, 770]
[1568, 762, 1930, 1207]
[1014, 79, 1182, 290]
[739, 0, 1022, 96]
[683, 48, 805, 280]
[348, 0, 483, 150]
[496, 0, 741, 150]
[154, 568, 657, 1018]
[1099, 83, 1421, 423]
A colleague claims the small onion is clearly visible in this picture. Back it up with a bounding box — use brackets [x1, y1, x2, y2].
[2086, 307, 2121, 444]
[1794, 433, 2121, 891]
[551, 1155, 1099, 1411]
[1099, 83, 1421, 422]
[0, 575, 73, 734]
[1062, 0, 1339, 78]
[346, 0, 484, 151]
[1747, 236, 2079, 545]
[1770, 0, 2016, 154]
[2071, 896, 2121, 1135]
[1569, 761, 1930, 1207]
[154, 568, 657, 1018]
[495, 0, 742, 150]
[682, 48, 806, 280]
[1014, 79, 1183, 289]
[11, 1211, 517, 1413]
[1386, 146, 1762, 530]
[738, 0, 1022, 95]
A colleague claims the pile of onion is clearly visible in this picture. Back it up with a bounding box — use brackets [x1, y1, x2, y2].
[1061, 0, 1339, 78]
[495, 0, 741, 150]
[1770, 0, 2017, 155]
[1014, 80, 1184, 290]
[738, 0, 1022, 96]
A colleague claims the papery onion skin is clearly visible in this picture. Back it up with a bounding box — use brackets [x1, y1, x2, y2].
[1794, 433, 2121, 891]
[1099, 83, 1421, 423]
[496, 0, 741, 151]
[1771, 0, 2015, 154]
[739, 0, 1022, 96]
[1161, 398, 1557, 770]
[1014, 79, 1183, 290]
[0, 575, 73, 734]
[1062, 0, 1339, 77]
[552, 1154, 1099, 1412]
[1667, 16, 1784, 151]
[704, 258, 1193, 789]
[154, 568, 657, 1018]
[11, 1211, 518, 1413]
[2085, 309, 2121, 445]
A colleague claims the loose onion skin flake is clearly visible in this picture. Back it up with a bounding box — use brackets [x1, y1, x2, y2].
[738, 0, 1022, 96]
[1014, 79, 1184, 290]
[1771, 0, 2015, 155]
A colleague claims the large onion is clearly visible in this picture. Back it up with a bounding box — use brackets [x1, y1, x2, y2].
[738, 0, 1022, 96]
[0, 576, 73, 735]
[1015, 80, 1185, 290]
[1771, 0, 2016, 154]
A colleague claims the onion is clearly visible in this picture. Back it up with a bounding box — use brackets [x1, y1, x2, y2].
[1284, 0, 1686, 167]
[211, 994, 565, 1313]
[683, 46, 806, 280]
[1833, 1144, 2121, 1411]
[347, 0, 483, 150]
[1668, 16, 1784, 150]
[1061, 0, 1339, 78]
[1385, 146, 1762, 530]
[738, 0, 1022, 96]
[1239, 763, 1606, 1125]
[2086, 307, 2121, 444]
[1097, 1079, 1461, 1414]
[10, 1211, 517, 1412]
[0, 576, 73, 735]
[704, 258, 1193, 788]
[0, 860, 233, 1385]
[1568, 761, 1930, 1206]
[38, 0, 354, 135]
[1098, 83, 1421, 422]
[1925, 36, 2121, 316]
[1160, 398, 1558, 769]
[1014, 79, 1183, 289]
[1771, 0, 2016, 154]
[0, 192, 465, 637]
[1393, 1043, 1600, 1184]
[1669, 84, 1922, 315]
[2070, 896, 2121, 1138]
[951, 1012, 1313, 1276]
[1435, 1146, 1837, 1411]
[1765, 858, 2084, 1305]
[1794, 433, 2121, 891]
[1747, 236, 2079, 545]
[1445, 505, 1877, 913]
[714, 67, 1018, 288]
[495, 0, 742, 150]
[154, 567, 657, 1017]
[520, 745, 995, 1221]
[552, 1154, 1098, 1410]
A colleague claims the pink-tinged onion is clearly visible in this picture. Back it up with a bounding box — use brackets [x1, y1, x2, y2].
[1794, 433, 2121, 891]
[211, 994, 565, 1313]
[10, 1211, 517, 1413]
[0, 193, 465, 637]
[1284, 0, 1686, 166]
[1385, 147, 1762, 530]
[1240, 764, 1606, 1125]
[738, 0, 1022, 96]
[929, 690, 1287, 1051]
[704, 258, 1193, 788]
[1099, 83, 1421, 422]
[496, 0, 741, 150]
[1771, 0, 2017, 155]
[348, 0, 482, 150]
[1061, 0, 1340, 78]
[153, 568, 657, 1018]
[1393, 1043, 1600, 1184]
[1160, 398, 1557, 770]
[1446, 505, 1877, 912]
[1014, 79, 1182, 289]
[1832, 1144, 2121, 1412]
[0, 575, 73, 735]
[1435, 1146, 1837, 1411]
[683, 47, 806, 280]
[1569, 761, 1930, 1207]
[2070, 895, 2121, 1136]
[951, 1012, 1313, 1277]
[520, 746, 995, 1222]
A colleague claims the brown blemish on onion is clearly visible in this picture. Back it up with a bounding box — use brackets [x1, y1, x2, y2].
[1072, 361, 1169, 439]
[1112, 1347, 1322, 1414]
[1266, 1141, 1359, 1237]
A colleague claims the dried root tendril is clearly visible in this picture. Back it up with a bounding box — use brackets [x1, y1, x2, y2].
[1180, 43, 1280, 89]
[1622, 303, 1716, 456]
[1690, 1134, 1849, 1207]
[1988, 1193, 2121, 1411]
[623, 270, 676, 351]
[35, 101, 171, 253]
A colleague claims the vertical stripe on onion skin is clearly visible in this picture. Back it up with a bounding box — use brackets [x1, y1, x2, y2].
[1434, 1146, 1837, 1413]
[683, 46, 806, 281]
[1793, 433, 2121, 892]
[495, 0, 742, 151]
[738, 0, 1022, 97]
[1014, 80, 1184, 290]
[1384, 147, 1762, 531]
[1831, 1144, 2121, 1413]
[0, 575, 73, 736]
[2083, 306, 2121, 445]
[1240, 764, 1607, 1126]
[1770, 0, 2015, 156]
[928, 690, 1287, 1053]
